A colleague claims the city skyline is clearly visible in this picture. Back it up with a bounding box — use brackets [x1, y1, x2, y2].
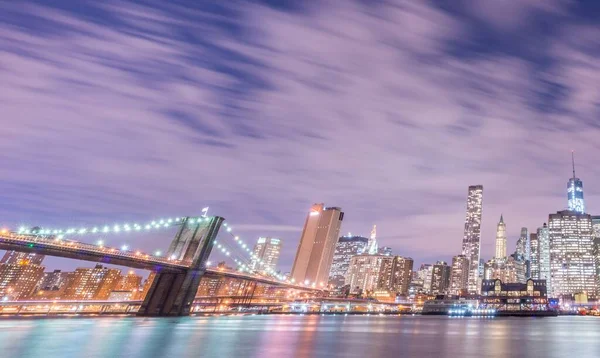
[3, 1, 600, 275]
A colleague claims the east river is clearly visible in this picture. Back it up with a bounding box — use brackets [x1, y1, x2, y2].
[1, 315, 599, 357]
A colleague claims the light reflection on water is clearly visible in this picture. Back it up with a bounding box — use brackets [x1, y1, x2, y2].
[1, 315, 600, 357]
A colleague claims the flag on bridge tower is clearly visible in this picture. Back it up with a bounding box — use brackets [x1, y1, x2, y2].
[201, 207, 209, 217]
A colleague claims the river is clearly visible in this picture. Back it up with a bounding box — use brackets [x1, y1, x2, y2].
[1, 315, 599, 357]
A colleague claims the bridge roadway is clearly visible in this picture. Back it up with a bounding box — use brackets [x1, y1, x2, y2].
[0, 232, 319, 292]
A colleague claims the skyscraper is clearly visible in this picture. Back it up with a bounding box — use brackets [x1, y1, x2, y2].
[537, 224, 551, 284]
[328, 235, 369, 287]
[548, 210, 596, 298]
[568, 151, 585, 214]
[291, 203, 344, 287]
[346, 254, 390, 295]
[367, 225, 378, 255]
[1, 251, 44, 266]
[250, 237, 282, 275]
[449, 255, 469, 296]
[461, 185, 483, 293]
[431, 261, 451, 295]
[515, 227, 530, 278]
[495, 215, 507, 260]
[378, 256, 414, 296]
[530, 232, 539, 279]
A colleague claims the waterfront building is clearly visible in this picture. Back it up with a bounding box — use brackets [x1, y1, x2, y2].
[461, 185, 484, 294]
[346, 254, 390, 295]
[430, 261, 451, 295]
[495, 215, 507, 260]
[328, 235, 368, 287]
[0, 253, 45, 300]
[250, 237, 282, 275]
[548, 210, 596, 299]
[291, 203, 344, 287]
[449, 255, 469, 296]
[377, 256, 414, 296]
[63, 264, 122, 300]
[480, 279, 549, 312]
[568, 152, 585, 214]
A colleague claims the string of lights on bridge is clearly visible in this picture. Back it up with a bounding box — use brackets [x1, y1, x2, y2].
[13, 216, 288, 283]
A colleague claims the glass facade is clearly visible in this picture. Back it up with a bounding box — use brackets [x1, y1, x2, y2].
[327, 235, 368, 287]
[567, 177, 585, 214]
[461, 185, 483, 294]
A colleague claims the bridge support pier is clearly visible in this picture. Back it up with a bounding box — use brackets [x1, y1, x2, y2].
[137, 216, 224, 316]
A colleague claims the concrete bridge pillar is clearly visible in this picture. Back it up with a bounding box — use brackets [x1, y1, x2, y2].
[137, 216, 224, 316]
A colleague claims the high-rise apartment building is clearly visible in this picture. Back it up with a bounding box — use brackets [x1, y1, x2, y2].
[515, 227, 530, 278]
[495, 215, 507, 260]
[250, 237, 282, 274]
[449, 255, 470, 295]
[63, 264, 122, 300]
[377, 256, 414, 296]
[346, 254, 390, 294]
[367, 225, 378, 255]
[537, 224, 551, 284]
[38, 269, 71, 291]
[548, 210, 596, 298]
[592, 216, 600, 295]
[568, 152, 585, 214]
[418, 264, 434, 293]
[431, 261, 451, 295]
[291, 203, 344, 287]
[0, 252, 45, 300]
[328, 235, 368, 287]
[461, 185, 483, 293]
[1, 251, 44, 266]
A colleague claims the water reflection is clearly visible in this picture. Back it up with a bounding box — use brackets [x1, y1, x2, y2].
[1, 315, 600, 357]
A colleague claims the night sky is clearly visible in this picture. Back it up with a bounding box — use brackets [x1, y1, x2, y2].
[2, 0, 600, 274]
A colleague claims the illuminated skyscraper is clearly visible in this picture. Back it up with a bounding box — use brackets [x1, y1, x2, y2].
[515, 227, 530, 278]
[431, 261, 451, 295]
[63, 264, 122, 300]
[367, 225, 378, 255]
[530, 232, 539, 279]
[568, 151, 585, 214]
[291, 203, 344, 287]
[461, 185, 483, 293]
[449, 255, 469, 296]
[495, 215, 507, 260]
[328, 235, 368, 287]
[1, 251, 44, 265]
[378, 256, 414, 296]
[250, 237, 282, 275]
[548, 210, 596, 298]
[346, 254, 390, 294]
[537, 224, 550, 284]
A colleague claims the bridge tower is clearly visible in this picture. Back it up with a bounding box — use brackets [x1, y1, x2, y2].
[138, 216, 224, 316]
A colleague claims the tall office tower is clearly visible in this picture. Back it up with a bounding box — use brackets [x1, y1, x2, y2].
[515, 227, 530, 278]
[431, 261, 451, 295]
[0, 255, 45, 300]
[568, 151, 585, 214]
[537, 224, 551, 284]
[328, 235, 369, 287]
[291, 204, 344, 287]
[249, 237, 282, 274]
[484, 256, 525, 283]
[367, 225, 378, 255]
[418, 264, 434, 293]
[530, 233, 539, 279]
[495, 215, 507, 260]
[0, 251, 45, 265]
[592, 216, 600, 295]
[346, 254, 390, 294]
[461, 185, 484, 293]
[63, 264, 122, 300]
[449, 255, 470, 295]
[548, 210, 596, 298]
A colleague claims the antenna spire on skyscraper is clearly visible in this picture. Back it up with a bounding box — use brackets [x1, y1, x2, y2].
[572, 150, 576, 178]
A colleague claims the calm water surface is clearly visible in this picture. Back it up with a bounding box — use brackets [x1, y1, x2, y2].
[1, 315, 599, 357]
